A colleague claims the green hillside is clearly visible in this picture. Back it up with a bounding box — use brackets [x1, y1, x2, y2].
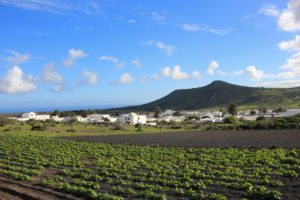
[105, 81, 300, 112]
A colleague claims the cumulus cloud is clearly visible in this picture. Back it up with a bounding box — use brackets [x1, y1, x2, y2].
[161, 66, 171, 77]
[278, 35, 300, 51]
[160, 65, 189, 80]
[63, 49, 87, 66]
[233, 70, 244, 75]
[0, 66, 37, 94]
[83, 69, 98, 85]
[98, 56, 118, 64]
[259, 80, 300, 88]
[156, 42, 176, 56]
[132, 59, 142, 68]
[115, 62, 125, 70]
[191, 71, 202, 80]
[278, 0, 300, 31]
[151, 12, 166, 23]
[4, 50, 31, 65]
[171, 65, 190, 80]
[205, 61, 219, 75]
[40, 62, 63, 83]
[278, 52, 300, 78]
[259, 4, 280, 17]
[141, 40, 176, 56]
[120, 72, 133, 84]
[245, 66, 275, 80]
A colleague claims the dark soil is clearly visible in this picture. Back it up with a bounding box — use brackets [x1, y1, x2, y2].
[60, 129, 300, 149]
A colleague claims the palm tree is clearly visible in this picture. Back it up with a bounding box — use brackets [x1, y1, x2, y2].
[227, 102, 238, 115]
[154, 106, 162, 119]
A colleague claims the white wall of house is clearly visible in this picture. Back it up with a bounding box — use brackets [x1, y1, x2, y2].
[121, 113, 146, 125]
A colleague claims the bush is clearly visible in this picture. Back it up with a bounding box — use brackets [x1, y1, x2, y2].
[239, 121, 257, 129]
[4, 126, 22, 132]
[110, 123, 123, 130]
[171, 125, 182, 129]
[274, 117, 288, 129]
[224, 116, 239, 124]
[67, 128, 76, 132]
[0, 117, 13, 126]
[31, 124, 46, 131]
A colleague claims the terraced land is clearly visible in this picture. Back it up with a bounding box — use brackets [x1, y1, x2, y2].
[0, 133, 299, 200]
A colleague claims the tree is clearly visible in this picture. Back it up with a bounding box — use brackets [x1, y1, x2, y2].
[53, 109, 60, 116]
[250, 110, 256, 115]
[154, 106, 162, 119]
[227, 102, 238, 115]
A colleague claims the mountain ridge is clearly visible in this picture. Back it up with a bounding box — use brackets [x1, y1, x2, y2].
[103, 80, 300, 112]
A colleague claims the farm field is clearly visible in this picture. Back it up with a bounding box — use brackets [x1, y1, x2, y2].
[0, 131, 299, 200]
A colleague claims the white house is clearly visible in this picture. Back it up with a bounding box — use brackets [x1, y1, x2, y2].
[19, 112, 50, 121]
[162, 109, 175, 116]
[120, 112, 146, 125]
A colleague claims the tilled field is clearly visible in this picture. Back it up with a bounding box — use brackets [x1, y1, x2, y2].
[60, 129, 300, 149]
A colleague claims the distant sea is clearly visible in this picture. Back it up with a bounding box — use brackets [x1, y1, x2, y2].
[0, 104, 132, 114]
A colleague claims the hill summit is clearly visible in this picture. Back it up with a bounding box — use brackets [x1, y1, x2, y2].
[110, 80, 300, 112]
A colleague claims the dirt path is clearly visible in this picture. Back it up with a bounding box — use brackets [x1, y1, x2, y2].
[60, 129, 300, 149]
[0, 177, 80, 200]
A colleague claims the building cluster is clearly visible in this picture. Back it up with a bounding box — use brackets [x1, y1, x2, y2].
[14, 108, 300, 125]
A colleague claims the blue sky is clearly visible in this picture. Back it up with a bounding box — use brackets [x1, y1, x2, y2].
[0, 0, 300, 112]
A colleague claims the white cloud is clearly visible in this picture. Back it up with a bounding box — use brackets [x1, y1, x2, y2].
[0, 66, 37, 94]
[4, 50, 31, 65]
[170, 65, 190, 80]
[278, 35, 300, 51]
[233, 70, 244, 75]
[217, 70, 227, 76]
[0, 0, 101, 15]
[128, 19, 136, 24]
[64, 49, 87, 66]
[278, 0, 300, 31]
[40, 62, 63, 83]
[278, 52, 300, 78]
[161, 66, 171, 77]
[179, 24, 232, 35]
[83, 69, 98, 85]
[141, 40, 176, 56]
[98, 56, 118, 64]
[191, 71, 202, 80]
[259, 4, 280, 17]
[156, 42, 176, 56]
[151, 12, 166, 23]
[180, 24, 199, 31]
[115, 62, 125, 70]
[259, 80, 300, 88]
[132, 59, 142, 68]
[246, 66, 264, 81]
[52, 84, 63, 92]
[150, 73, 160, 80]
[205, 61, 219, 75]
[120, 72, 133, 84]
[69, 49, 87, 59]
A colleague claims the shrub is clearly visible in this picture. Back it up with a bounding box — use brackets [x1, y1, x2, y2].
[67, 128, 76, 132]
[110, 123, 123, 130]
[31, 124, 46, 131]
[274, 117, 288, 129]
[224, 116, 239, 124]
[4, 126, 22, 132]
[0, 117, 13, 126]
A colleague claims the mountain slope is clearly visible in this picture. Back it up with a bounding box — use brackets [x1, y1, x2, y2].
[106, 81, 300, 112]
